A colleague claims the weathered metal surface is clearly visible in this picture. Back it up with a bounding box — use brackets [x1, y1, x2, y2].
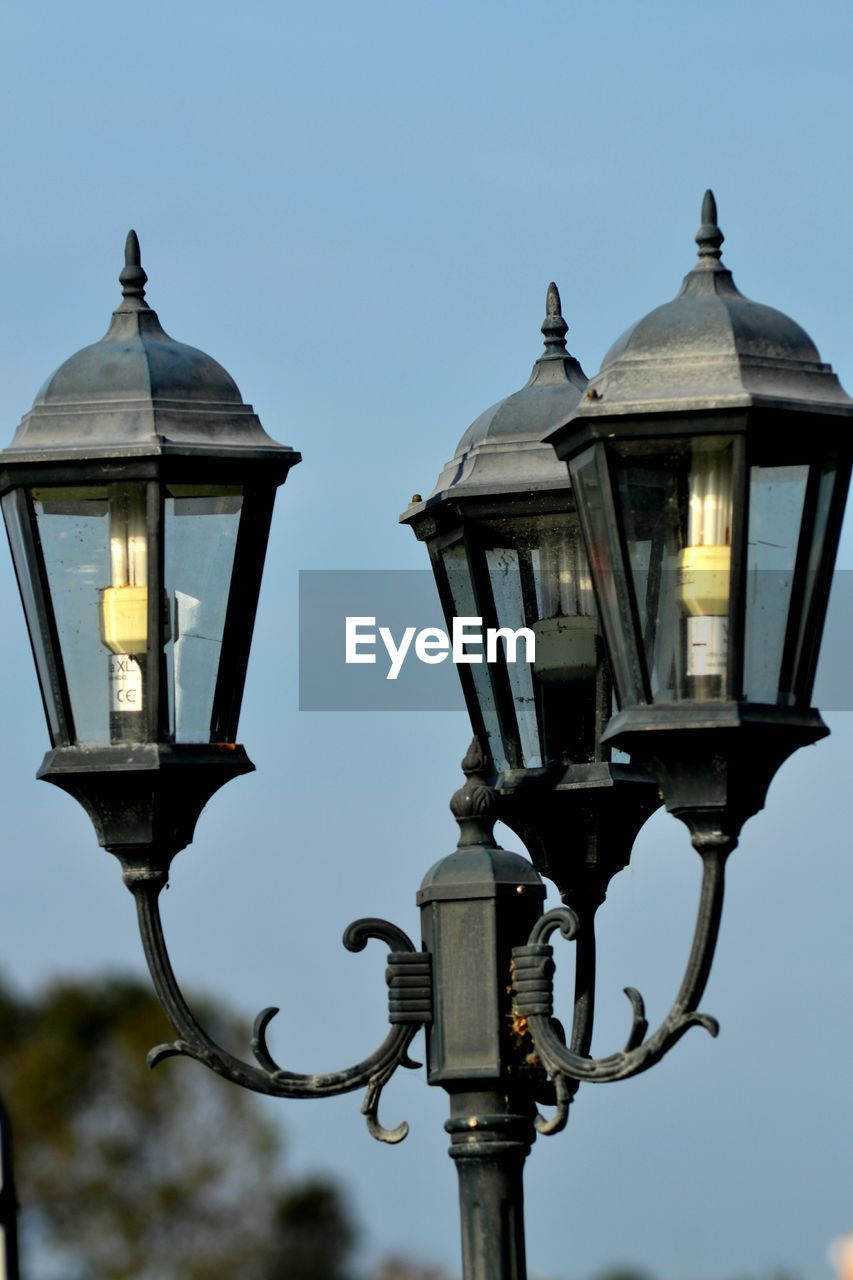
[403, 282, 587, 515]
[514, 836, 728, 1107]
[547, 190, 853, 438]
[133, 878, 430, 1144]
[3, 231, 299, 469]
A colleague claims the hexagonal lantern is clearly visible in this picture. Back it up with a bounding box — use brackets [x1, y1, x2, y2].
[547, 193, 853, 848]
[402, 286, 659, 900]
[0, 233, 300, 876]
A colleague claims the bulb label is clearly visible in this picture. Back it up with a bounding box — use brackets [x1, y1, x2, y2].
[687, 616, 727, 677]
[109, 655, 143, 711]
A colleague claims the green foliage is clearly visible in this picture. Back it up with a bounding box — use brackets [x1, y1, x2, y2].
[374, 1260, 452, 1280]
[0, 973, 356, 1280]
[267, 1178, 357, 1280]
[591, 1270, 654, 1280]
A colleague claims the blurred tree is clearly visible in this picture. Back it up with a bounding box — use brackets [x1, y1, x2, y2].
[592, 1270, 653, 1280]
[0, 973, 356, 1280]
[374, 1259, 452, 1280]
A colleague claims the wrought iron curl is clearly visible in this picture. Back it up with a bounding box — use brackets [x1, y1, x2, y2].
[133, 879, 431, 1143]
[513, 843, 731, 1103]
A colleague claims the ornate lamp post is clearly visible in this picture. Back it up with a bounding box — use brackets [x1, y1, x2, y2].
[1, 205, 849, 1280]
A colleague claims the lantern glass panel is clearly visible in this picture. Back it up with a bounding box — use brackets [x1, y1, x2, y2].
[441, 540, 507, 772]
[32, 483, 121, 744]
[744, 464, 808, 703]
[483, 544, 540, 765]
[482, 514, 601, 768]
[786, 458, 840, 702]
[3, 489, 66, 743]
[570, 446, 642, 706]
[614, 437, 736, 703]
[164, 485, 243, 742]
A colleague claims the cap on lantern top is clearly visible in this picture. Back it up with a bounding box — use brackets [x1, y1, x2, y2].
[549, 189, 851, 425]
[405, 283, 588, 513]
[117, 229, 149, 307]
[4, 231, 298, 467]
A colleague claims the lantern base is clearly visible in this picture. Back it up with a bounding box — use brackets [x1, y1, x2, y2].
[38, 742, 254, 881]
[495, 762, 661, 910]
[602, 703, 828, 850]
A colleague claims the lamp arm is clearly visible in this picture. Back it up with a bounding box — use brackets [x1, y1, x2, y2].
[528, 911, 596, 1137]
[513, 841, 730, 1092]
[129, 878, 432, 1143]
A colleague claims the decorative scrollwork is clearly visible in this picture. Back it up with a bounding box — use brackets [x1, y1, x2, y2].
[513, 843, 730, 1096]
[133, 880, 431, 1143]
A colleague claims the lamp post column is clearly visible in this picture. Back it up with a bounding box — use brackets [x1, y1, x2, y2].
[447, 1090, 533, 1280]
[418, 741, 547, 1280]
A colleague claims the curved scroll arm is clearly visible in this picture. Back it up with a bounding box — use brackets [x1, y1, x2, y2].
[513, 843, 730, 1094]
[529, 902, 600, 1137]
[130, 879, 431, 1143]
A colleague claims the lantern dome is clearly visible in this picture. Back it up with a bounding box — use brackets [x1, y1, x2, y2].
[578, 191, 850, 416]
[8, 231, 289, 461]
[423, 283, 588, 502]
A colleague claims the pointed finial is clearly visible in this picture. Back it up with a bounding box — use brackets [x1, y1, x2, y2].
[695, 189, 724, 259]
[449, 738, 497, 847]
[119, 229, 149, 303]
[541, 281, 569, 351]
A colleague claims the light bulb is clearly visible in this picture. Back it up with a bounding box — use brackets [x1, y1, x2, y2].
[677, 448, 733, 683]
[533, 528, 598, 683]
[99, 488, 148, 655]
[99, 486, 148, 724]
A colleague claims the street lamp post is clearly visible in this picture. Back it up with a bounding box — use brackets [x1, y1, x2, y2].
[0, 1093, 19, 1280]
[1, 197, 849, 1280]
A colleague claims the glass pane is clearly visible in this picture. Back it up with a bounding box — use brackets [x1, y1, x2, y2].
[614, 438, 736, 702]
[31, 484, 114, 744]
[2, 490, 64, 743]
[164, 486, 243, 743]
[484, 547, 540, 767]
[789, 459, 841, 703]
[570, 446, 643, 706]
[482, 513, 602, 767]
[744, 464, 808, 703]
[441, 541, 508, 773]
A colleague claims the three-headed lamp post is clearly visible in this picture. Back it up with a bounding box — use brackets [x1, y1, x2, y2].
[1, 194, 850, 1280]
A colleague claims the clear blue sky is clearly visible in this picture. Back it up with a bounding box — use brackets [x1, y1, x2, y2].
[1, 3, 852, 1278]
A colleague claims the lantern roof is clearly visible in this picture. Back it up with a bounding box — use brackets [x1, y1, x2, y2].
[5, 232, 299, 467]
[550, 191, 852, 432]
[405, 283, 587, 515]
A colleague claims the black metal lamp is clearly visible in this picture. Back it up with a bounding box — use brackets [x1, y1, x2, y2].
[547, 193, 853, 851]
[402, 284, 595, 777]
[6, 218, 849, 1280]
[401, 285, 659, 902]
[0, 232, 300, 880]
